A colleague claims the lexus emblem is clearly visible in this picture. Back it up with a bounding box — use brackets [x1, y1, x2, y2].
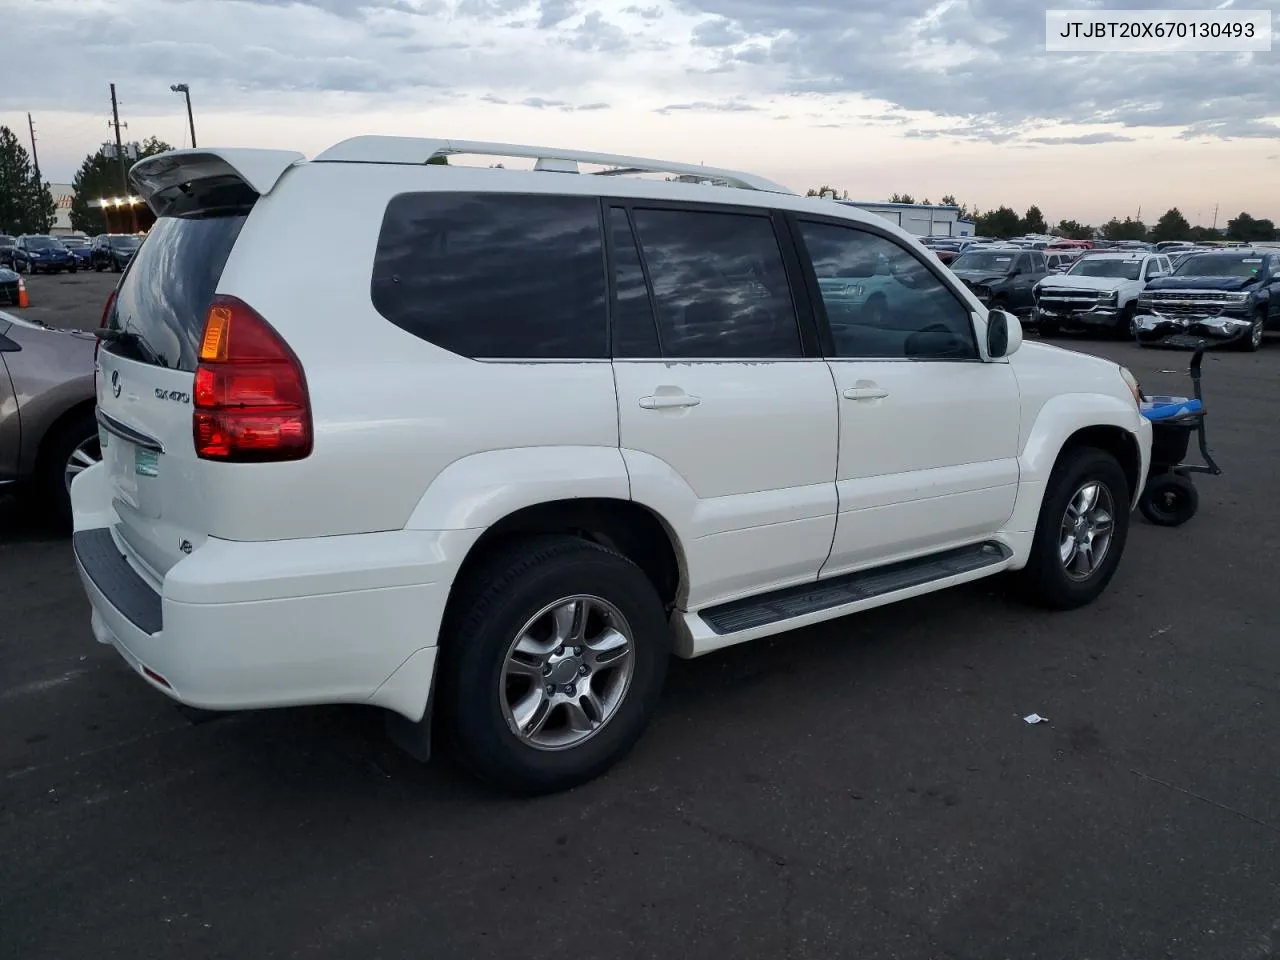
[110, 369, 121, 399]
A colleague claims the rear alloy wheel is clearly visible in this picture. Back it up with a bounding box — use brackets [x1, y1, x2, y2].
[38, 410, 101, 531]
[1018, 446, 1131, 610]
[438, 535, 670, 795]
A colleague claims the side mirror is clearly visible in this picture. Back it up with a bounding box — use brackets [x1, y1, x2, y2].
[986, 308, 1022, 359]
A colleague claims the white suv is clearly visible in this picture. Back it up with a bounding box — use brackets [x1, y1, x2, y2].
[72, 137, 1152, 794]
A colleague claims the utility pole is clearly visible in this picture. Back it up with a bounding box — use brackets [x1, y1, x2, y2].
[109, 83, 128, 194]
[26, 113, 40, 182]
[108, 83, 139, 232]
[1212, 204, 1219, 231]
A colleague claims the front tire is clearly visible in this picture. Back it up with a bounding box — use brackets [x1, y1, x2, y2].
[1240, 311, 1265, 352]
[438, 535, 670, 795]
[1017, 447, 1131, 610]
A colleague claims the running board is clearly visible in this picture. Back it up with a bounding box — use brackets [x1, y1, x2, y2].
[699, 541, 1012, 636]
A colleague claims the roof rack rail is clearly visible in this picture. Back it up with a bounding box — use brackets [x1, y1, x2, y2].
[311, 136, 794, 195]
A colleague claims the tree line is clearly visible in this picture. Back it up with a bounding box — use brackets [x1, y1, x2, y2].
[0, 126, 56, 235]
[806, 185, 1277, 244]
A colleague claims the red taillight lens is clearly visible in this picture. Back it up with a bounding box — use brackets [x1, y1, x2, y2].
[192, 296, 311, 462]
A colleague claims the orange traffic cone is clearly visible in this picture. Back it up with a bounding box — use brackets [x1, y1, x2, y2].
[17, 279, 29, 308]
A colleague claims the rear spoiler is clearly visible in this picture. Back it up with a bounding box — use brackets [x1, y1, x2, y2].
[129, 148, 306, 214]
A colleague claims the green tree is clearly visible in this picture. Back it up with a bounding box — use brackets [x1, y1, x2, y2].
[1226, 211, 1276, 242]
[1020, 205, 1047, 234]
[1055, 219, 1094, 241]
[0, 126, 55, 234]
[1101, 216, 1148, 241]
[1188, 224, 1223, 243]
[975, 205, 1020, 238]
[805, 184, 847, 199]
[70, 137, 173, 234]
[1150, 207, 1191, 243]
[427, 155, 449, 166]
[888, 192, 915, 204]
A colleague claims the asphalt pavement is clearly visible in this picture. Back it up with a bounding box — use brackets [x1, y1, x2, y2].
[3, 274, 1279, 960]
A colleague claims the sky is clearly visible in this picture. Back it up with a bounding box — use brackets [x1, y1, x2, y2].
[0, 0, 1277, 227]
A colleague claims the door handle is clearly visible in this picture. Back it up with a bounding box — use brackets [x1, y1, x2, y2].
[843, 386, 889, 401]
[638, 394, 701, 410]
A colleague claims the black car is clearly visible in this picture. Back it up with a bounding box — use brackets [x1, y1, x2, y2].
[1135, 250, 1280, 351]
[91, 233, 142, 272]
[13, 235, 77, 274]
[947, 247, 1050, 316]
[0, 235, 15, 269]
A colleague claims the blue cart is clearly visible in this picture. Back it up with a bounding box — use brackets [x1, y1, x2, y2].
[1138, 345, 1222, 526]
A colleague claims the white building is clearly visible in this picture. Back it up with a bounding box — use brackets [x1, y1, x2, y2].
[49, 183, 76, 235]
[836, 201, 973, 238]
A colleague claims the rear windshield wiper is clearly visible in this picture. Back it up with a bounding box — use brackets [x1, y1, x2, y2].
[96, 326, 167, 366]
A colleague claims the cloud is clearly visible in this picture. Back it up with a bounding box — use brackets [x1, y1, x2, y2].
[1025, 133, 1137, 145]
[674, 0, 1280, 138]
[691, 16, 743, 47]
[656, 99, 760, 114]
[536, 0, 577, 27]
[1176, 118, 1280, 140]
[623, 4, 662, 18]
[564, 10, 630, 51]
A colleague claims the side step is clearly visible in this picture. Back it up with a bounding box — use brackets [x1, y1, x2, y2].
[699, 541, 1011, 636]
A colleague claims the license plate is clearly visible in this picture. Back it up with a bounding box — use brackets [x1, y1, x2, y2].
[134, 448, 159, 478]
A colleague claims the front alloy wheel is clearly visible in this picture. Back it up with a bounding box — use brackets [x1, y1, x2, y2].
[64, 434, 101, 494]
[1059, 481, 1115, 581]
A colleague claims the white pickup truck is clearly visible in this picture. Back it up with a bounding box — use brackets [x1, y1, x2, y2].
[1032, 251, 1173, 336]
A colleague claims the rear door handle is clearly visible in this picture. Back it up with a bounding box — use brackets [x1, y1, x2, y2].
[843, 386, 889, 401]
[638, 394, 701, 410]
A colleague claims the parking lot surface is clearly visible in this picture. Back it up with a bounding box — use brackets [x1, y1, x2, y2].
[3, 274, 1278, 960]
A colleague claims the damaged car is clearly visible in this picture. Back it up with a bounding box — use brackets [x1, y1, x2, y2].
[1032, 251, 1172, 337]
[1134, 250, 1280, 351]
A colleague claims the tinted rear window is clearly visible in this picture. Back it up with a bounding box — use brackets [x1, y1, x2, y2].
[371, 192, 608, 359]
[106, 214, 246, 371]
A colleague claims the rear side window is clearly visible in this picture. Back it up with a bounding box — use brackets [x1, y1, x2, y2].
[371, 193, 608, 359]
[628, 207, 802, 359]
[107, 214, 247, 371]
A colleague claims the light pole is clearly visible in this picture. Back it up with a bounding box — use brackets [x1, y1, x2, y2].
[170, 83, 196, 148]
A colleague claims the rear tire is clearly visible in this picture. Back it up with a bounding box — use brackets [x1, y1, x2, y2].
[437, 535, 670, 795]
[1017, 447, 1131, 610]
[37, 409, 101, 532]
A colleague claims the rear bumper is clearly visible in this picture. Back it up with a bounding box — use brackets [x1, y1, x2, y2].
[70, 462, 478, 720]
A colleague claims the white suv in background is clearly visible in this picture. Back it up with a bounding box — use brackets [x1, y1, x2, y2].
[72, 138, 1151, 794]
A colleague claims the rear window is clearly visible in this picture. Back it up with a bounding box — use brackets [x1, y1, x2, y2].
[106, 214, 246, 371]
[371, 192, 608, 359]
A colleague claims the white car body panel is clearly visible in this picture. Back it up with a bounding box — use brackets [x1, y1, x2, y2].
[613, 358, 839, 609]
[72, 139, 1153, 727]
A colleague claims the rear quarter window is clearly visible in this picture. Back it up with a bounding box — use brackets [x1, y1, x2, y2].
[370, 192, 608, 359]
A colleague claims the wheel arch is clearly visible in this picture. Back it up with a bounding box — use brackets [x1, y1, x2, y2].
[445, 497, 687, 621]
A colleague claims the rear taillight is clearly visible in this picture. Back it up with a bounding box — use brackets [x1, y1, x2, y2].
[192, 295, 312, 462]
